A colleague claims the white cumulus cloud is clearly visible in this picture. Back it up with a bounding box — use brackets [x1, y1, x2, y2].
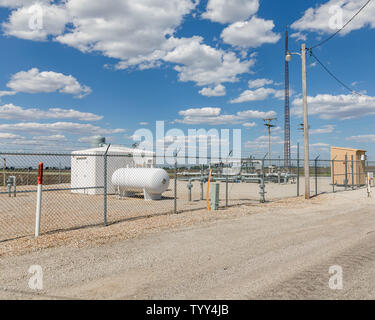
[243, 122, 257, 128]
[221, 16, 280, 48]
[0, 122, 125, 135]
[202, 0, 259, 24]
[176, 107, 276, 125]
[291, 0, 375, 35]
[199, 84, 226, 97]
[0, 104, 102, 121]
[0, 132, 23, 139]
[6, 68, 92, 98]
[230, 87, 283, 103]
[292, 94, 375, 120]
[2, 2, 70, 41]
[1, 1, 261, 92]
[164, 36, 254, 86]
[245, 135, 283, 151]
[57, 0, 197, 65]
[310, 125, 335, 134]
[248, 78, 274, 88]
[347, 135, 375, 142]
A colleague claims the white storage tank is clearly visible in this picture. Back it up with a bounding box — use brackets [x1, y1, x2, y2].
[112, 168, 170, 200]
[71, 145, 155, 195]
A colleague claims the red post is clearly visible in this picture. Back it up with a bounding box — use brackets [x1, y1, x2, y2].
[38, 162, 44, 185]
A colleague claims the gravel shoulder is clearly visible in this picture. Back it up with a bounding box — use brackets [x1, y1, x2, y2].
[1, 188, 374, 300]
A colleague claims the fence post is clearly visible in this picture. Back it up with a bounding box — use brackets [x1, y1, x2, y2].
[332, 159, 335, 193]
[345, 154, 348, 190]
[188, 179, 192, 202]
[297, 142, 300, 197]
[315, 155, 319, 196]
[200, 166, 204, 201]
[103, 144, 111, 226]
[351, 155, 354, 190]
[260, 156, 266, 203]
[358, 160, 361, 189]
[225, 173, 228, 208]
[2, 157, 6, 187]
[35, 162, 43, 237]
[58, 162, 62, 184]
[174, 157, 177, 214]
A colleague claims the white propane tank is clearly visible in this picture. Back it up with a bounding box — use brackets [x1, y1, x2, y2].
[112, 168, 170, 200]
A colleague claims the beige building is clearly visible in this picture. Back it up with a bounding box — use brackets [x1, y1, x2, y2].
[331, 147, 367, 186]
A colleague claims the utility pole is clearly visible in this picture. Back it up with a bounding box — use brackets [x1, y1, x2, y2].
[263, 118, 277, 168]
[285, 43, 311, 199]
[301, 43, 310, 199]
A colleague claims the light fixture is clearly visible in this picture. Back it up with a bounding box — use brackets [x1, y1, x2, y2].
[285, 51, 292, 62]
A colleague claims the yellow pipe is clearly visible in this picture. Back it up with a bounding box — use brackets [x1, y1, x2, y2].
[206, 168, 213, 211]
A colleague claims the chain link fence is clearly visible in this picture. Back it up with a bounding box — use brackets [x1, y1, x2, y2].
[0, 151, 373, 242]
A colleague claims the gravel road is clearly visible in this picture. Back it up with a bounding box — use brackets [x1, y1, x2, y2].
[1, 188, 374, 299]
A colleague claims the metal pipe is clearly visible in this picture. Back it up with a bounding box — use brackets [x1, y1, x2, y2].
[187, 179, 192, 202]
[174, 158, 177, 214]
[332, 156, 336, 193]
[358, 159, 361, 188]
[260, 156, 266, 203]
[200, 166, 204, 201]
[345, 154, 348, 190]
[297, 142, 300, 196]
[58, 162, 62, 184]
[7, 176, 16, 197]
[103, 144, 111, 226]
[2, 157, 6, 187]
[351, 155, 354, 190]
[200, 181, 204, 201]
[35, 162, 43, 237]
[35, 184, 42, 237]
[225, 174, 228, 208]
[315, 155, 320, 196]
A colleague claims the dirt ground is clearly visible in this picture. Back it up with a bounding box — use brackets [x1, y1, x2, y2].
[0, 185, 374, 300]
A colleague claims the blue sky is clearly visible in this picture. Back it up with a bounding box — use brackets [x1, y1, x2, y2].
[0, 0, 374, 159]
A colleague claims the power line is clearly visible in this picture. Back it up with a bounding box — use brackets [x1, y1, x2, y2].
[310, 50, 364, 96]
[310, 0, 373, 49]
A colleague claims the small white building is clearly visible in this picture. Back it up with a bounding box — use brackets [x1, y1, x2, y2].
[71, 145, 155, 195]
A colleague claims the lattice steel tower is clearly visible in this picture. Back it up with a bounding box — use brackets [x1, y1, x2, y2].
[284, 28, 291, 168]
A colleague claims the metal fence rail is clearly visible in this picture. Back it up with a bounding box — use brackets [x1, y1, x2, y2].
[0, 151, 373, 242]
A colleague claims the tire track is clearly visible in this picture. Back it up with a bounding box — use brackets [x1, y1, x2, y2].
[258, 233, 375, 299]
